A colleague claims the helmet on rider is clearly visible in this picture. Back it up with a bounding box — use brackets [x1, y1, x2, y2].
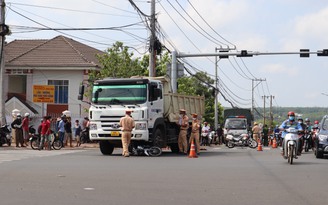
[288, 111, 295, 121]
[24, 112, 30, 117]
[314, 120, 319, 124]
[305, 118, 310, 122]
[16, 113, 21, 119]
[298, 118, 303, 122]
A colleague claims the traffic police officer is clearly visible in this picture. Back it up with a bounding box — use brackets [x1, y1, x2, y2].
[177, 109, 189, 154]
[120, 109, 135, 157]
[189, 113, 200, 155]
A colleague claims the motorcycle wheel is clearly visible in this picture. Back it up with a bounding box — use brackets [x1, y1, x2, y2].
[248, 139, 258, 149]
[52, 140, 63, 150]
[288, 145, 294, 165]
[30, 139, 39, 150]
[147, 146, 162, 157]
[226, 140, 235, 148]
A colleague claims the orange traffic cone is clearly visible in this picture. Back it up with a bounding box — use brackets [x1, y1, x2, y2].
[269, 138, 272, 146]
[188, 139, 198, 158]
[272, 138, 277, 148]
[257, 139, 263, 151]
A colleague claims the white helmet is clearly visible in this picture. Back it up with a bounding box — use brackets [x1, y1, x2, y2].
[17, 114, 21, 118]
[24, 112, 30, 117]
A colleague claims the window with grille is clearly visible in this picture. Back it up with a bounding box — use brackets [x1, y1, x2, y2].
[48, 80, 69, 104]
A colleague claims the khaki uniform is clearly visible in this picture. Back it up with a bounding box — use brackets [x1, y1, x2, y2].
[189, 119, 200, 154]
[252, 125, 261, 142]
[178, 114, 189, 154]
[120, 114, 135, 157]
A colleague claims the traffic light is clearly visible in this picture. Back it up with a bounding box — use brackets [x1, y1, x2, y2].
[219, 50, 229, 59]
[237, 50, 253, 57]
[317, 49, 328, 56]
[300, 49, 310, 58]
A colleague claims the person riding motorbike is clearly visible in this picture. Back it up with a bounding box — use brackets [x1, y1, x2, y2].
[273, 125, 281, 145]
[279, 111, 303, 159]
[312, 120, 320, 148]
[297, 118, 306, 154]
[201, 122, 211, 146]
[304, 118, 313, 150]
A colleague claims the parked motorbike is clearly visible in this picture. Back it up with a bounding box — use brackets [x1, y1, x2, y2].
[226, 133, 258, 149]
[29, 126, 63, 150]
[0, 124, 12, 147]
[80, 128, 91, 144]
[283, 127, 300, 165]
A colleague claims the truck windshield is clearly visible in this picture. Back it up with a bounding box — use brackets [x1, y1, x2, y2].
[225, 119, 247, 129]
[92, 84, 147, 105]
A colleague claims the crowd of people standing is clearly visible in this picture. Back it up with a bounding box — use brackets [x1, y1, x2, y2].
[10, 113, 90, 150]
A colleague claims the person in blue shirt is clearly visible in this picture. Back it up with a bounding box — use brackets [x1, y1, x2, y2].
[279, 111, 303, 159]
[58, 115, 66, 147]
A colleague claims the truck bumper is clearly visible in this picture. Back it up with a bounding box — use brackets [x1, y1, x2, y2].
[89, 130, 149, 141]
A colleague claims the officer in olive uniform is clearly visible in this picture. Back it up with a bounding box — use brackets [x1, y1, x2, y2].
[177, 109, 189, 154]
[119, 109, 135, 157]
[189, 113, 200, 155]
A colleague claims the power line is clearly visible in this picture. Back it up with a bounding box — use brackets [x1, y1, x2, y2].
[173, 0, 226, 46]
[186, 0, 236, 48]
[9, 2, 138, 17]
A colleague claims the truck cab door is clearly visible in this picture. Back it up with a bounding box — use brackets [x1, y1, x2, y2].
[148, 82, 163, 128]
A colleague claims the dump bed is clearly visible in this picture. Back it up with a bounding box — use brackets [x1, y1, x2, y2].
[164, 93, 205, 123]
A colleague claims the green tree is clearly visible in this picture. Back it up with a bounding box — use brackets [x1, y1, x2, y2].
[89, 41, 146, 81]
[177, 72, 224, 127]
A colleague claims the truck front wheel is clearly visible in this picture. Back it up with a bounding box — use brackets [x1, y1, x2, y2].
[99, 141, 114, 155]
[153, 128, 165, 148]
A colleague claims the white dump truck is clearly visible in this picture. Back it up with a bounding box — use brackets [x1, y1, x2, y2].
[78, 76, 205, 155]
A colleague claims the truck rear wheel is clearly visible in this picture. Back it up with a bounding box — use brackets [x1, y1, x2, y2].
[99, 141, 114, 155]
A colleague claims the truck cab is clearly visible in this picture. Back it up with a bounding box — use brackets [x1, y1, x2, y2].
[224, 116, 249, 141]
[78, 76, 205, 155]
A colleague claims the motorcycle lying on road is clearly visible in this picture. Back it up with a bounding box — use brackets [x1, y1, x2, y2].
[129, 142, 162, 157]
[226, 133, 258, 149]
[0, 124, 12, 147]
[283, 127, 300, 165]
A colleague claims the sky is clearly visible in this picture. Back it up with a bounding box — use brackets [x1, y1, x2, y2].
[4, 0, 328, 108]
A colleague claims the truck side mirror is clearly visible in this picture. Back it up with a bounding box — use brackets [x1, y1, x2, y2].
[154, 88, 162, 99]
[78, 84, 85, 100]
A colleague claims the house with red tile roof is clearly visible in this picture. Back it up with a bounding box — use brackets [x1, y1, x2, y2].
[4, 35, 104, 120]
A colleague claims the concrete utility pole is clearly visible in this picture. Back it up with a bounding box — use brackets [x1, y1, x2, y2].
[0, 0, 6, 125]
[262, 95, 268, 126]
[149, 0, 156, 77]
[252, 78, 266, 115]
[269, 95, 275, 128]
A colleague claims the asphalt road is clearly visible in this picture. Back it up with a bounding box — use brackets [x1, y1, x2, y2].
[0, 145, 327, 205]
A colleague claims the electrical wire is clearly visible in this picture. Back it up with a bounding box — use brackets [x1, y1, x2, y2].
[173, 0, 226, 46]
[9, 2, 138, 18]
[186, 0, 236, 48]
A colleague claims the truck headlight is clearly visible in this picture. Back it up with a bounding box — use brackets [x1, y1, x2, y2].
[90, 123, 97, 130]
[318, 134, 328, 141]
[135, 122, 146, 130]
